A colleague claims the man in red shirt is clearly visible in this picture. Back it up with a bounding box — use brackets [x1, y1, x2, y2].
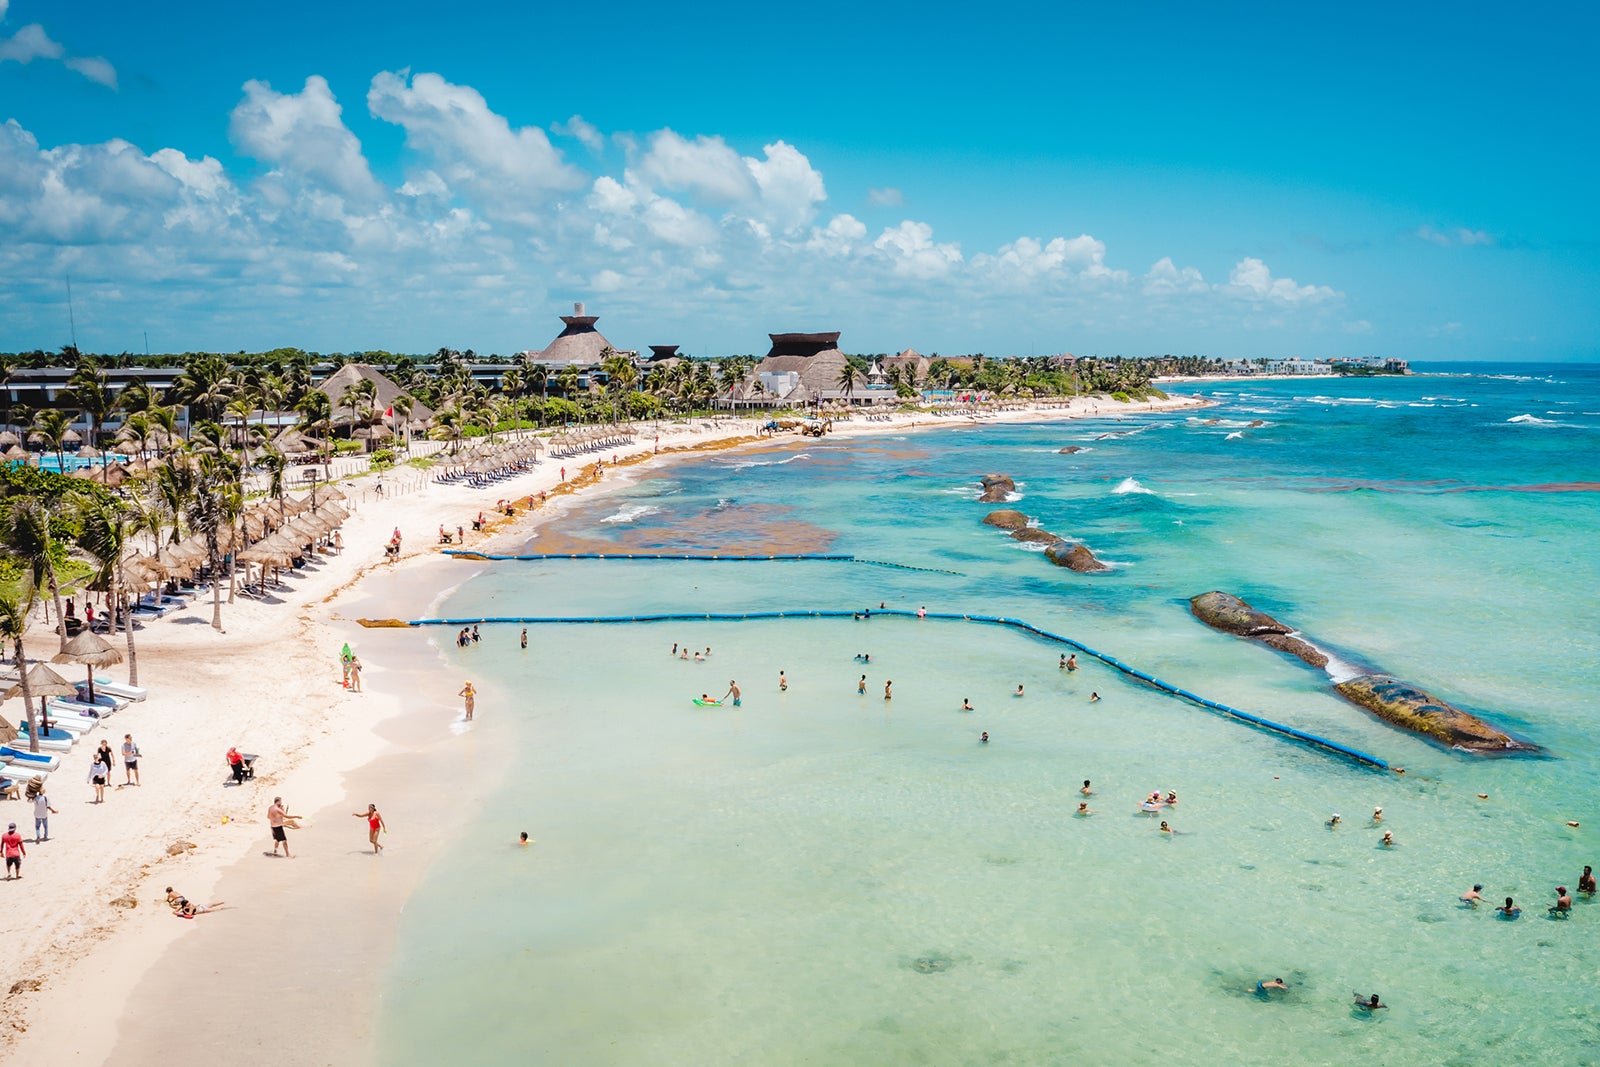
[2, 822, 24, 880]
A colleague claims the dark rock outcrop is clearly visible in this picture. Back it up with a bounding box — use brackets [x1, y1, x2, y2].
[1188, 592, 1293, 637]
[978, 474, 1016, 503]
[1259, 633, 1329, 669]
[1057, 446, 1084, 454]
[1011, 527, 1064, 545]
[1046, 542, 1111, 573]
[1248, 419, 1265, 427]
[982, 509, 1030, 530]
[1335, 676, 1536, 753]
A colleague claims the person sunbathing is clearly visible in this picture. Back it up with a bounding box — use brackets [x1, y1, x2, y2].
[166, 887, 225, 918]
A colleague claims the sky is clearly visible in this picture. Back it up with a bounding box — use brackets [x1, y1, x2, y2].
[1, 1, 1595, 361]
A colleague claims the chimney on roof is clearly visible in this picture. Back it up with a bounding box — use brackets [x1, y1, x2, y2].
[574, 301, 585, 316]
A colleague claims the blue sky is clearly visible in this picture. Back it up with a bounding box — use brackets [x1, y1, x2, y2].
[1, 0, 1595, 360]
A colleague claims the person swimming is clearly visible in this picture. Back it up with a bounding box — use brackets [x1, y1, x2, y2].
[1159, 821, 1173, 834]
[1089, 692, 1100, 702]
[1164, 791, 1178, 806]
[1353, 992, 1386, 1011]
[1372, 806, 1383, 824]
[1075, 802, 1094, 815]
[1497, 897, 1521, 918]
[1081, 780, 1093, 796]
[961, 698, 973, 711]
[1550, 886, 1573, 915]
[1059, 654, 1067, 669]
[979, 732, 989, 744]
[1014, 684, 1024, 697]
[1579, 865, 1596, 894]
[1327, 813, 1342, 828]
[1255, 978, 1288, 994]
[1381, 831, 1394, 848]
[519, 832, 530, 846]
[1461, 884, 1484, 905]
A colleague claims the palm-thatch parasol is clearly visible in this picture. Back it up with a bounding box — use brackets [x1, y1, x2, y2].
[144, 545, 196, 580]
[0, 715, 15, 745]
[52, 629, 125, 703]
[318, 486, 348, 503]
[0, 430, 18, 447]
[3, 662, 82, 745]
[62, 429, 83, 444]
[4, 444, 31, 461]
[76, 444, 102, 459]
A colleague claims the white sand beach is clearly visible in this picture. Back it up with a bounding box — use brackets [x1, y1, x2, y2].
[0, 393, 1204, 1063]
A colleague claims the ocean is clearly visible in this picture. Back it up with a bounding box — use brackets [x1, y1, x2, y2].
[379, 362, 1600, 1065]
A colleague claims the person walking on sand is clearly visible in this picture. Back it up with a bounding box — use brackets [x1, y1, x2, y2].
[268, 797, 297, 858]
[32, 786, 56, 842]
[353, 804, 387, 854]
[122, 733, 141, 786]
[2, 823, 24, 880]
[347, 656, 363, 693]
[459, 681, 476, 720]
[89, 750, 109, 803]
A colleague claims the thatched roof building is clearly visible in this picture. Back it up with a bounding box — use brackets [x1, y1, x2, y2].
[529, 302, 620, 367]
[315, 363, 434, 428]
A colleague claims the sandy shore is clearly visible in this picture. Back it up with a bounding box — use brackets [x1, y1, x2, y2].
[0, 392, 1204, 1063]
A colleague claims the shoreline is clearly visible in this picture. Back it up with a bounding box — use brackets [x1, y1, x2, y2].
[1, 392, 1204, 1063]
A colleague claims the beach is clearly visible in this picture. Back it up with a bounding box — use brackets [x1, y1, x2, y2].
[0, 393, 1208, 1063]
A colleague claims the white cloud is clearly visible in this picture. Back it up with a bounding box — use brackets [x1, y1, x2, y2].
[64, 55, 116, 89]
[588, 174, 638, 215]
[0, 1, 10, 22]
[1142, 256, 1207, 295]
[638, 129, 755, 203]
[744, 140, 825, 231]
[0, 23, 62, 63]
[806, 213, 867, 255]
[977, 234, 1128, 283]
[1226, 257, 1341, 305]
[0, 22, 118, 87]
[1416, 224, 1495, 248]
[552, 115, 605, 154]
[367, 71, 586, 214]
[397, 169, 449, 200]
[230, 76, 381, 202]
[640, 196, 718, 247]
[868, 187, 904, 207]
[873, 220, 963, 279]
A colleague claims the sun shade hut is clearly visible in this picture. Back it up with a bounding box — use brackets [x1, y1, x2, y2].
[52, 630, 125, 703]
[2, 662, 81, 751]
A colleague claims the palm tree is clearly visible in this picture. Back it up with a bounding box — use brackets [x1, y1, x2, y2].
[837, 363, 858, 401]
[500, 368, 525, 431]
[185, 450, 242, 631]
[76, 495, 141, 684]
[31, 408, 74, 472]
[0, 497, 72, 653]
[0, 583, 42, 752]
[390, 395, 414, 452]
[65, 361, 118, 451]
[173, 354, 235, 430]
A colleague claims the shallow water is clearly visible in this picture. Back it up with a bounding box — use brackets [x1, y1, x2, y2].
[381, 364, 1600, 1064]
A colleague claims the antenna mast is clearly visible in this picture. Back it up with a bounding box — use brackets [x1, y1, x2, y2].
[66, 273, 78, 350]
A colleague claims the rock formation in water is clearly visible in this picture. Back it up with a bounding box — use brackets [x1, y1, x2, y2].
[1057, 446, 1084, 454]
[982, 509, 1030, 530]
[1046, 542, 1111, 573]
[1011, 527, 1064, 545]
[1188, 590, 1535, 754]
[1258, 633, 1329, 669]
[1188, 591, 1293, 637]
[1335, 676, 1534, 752]
[978, 474, 1016, 503]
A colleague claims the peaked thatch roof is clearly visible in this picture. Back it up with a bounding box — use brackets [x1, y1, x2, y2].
[530, 302, 619, 366]
[315, 363, 434, 426]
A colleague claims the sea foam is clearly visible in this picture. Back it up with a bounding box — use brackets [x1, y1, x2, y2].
[1112, 477, 1154, 495]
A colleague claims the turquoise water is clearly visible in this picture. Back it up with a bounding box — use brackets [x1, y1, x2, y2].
[381, 363, 1600, 1065]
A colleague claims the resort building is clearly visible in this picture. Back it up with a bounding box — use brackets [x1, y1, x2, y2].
[728, 332, 897, 408]
[313, 362, 435, 445]
[514, 302, 634, 393]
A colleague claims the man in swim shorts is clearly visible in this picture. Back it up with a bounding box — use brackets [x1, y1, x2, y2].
[1255, 978, 1288, 994]
[1461, 884, 1483, 905]
[1579, 865, 1596, 894]
[858, 675, 867, 695]
[267, 797, 295, 858]
[723, 681, 741, 707]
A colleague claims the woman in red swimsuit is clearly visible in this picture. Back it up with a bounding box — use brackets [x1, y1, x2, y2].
[352, 803, 387, 853]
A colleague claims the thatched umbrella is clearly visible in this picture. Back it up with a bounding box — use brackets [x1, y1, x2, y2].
[62, 429, 82, 444]
[4, 444, 30, 462]
[0, 716, 15, 745]
[0, 430, 18, 446]
[2, 662, 80, 745]
[76, 444, 102, 459]
[144, 545, 195, 581]
[52, 629, 125, 703]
